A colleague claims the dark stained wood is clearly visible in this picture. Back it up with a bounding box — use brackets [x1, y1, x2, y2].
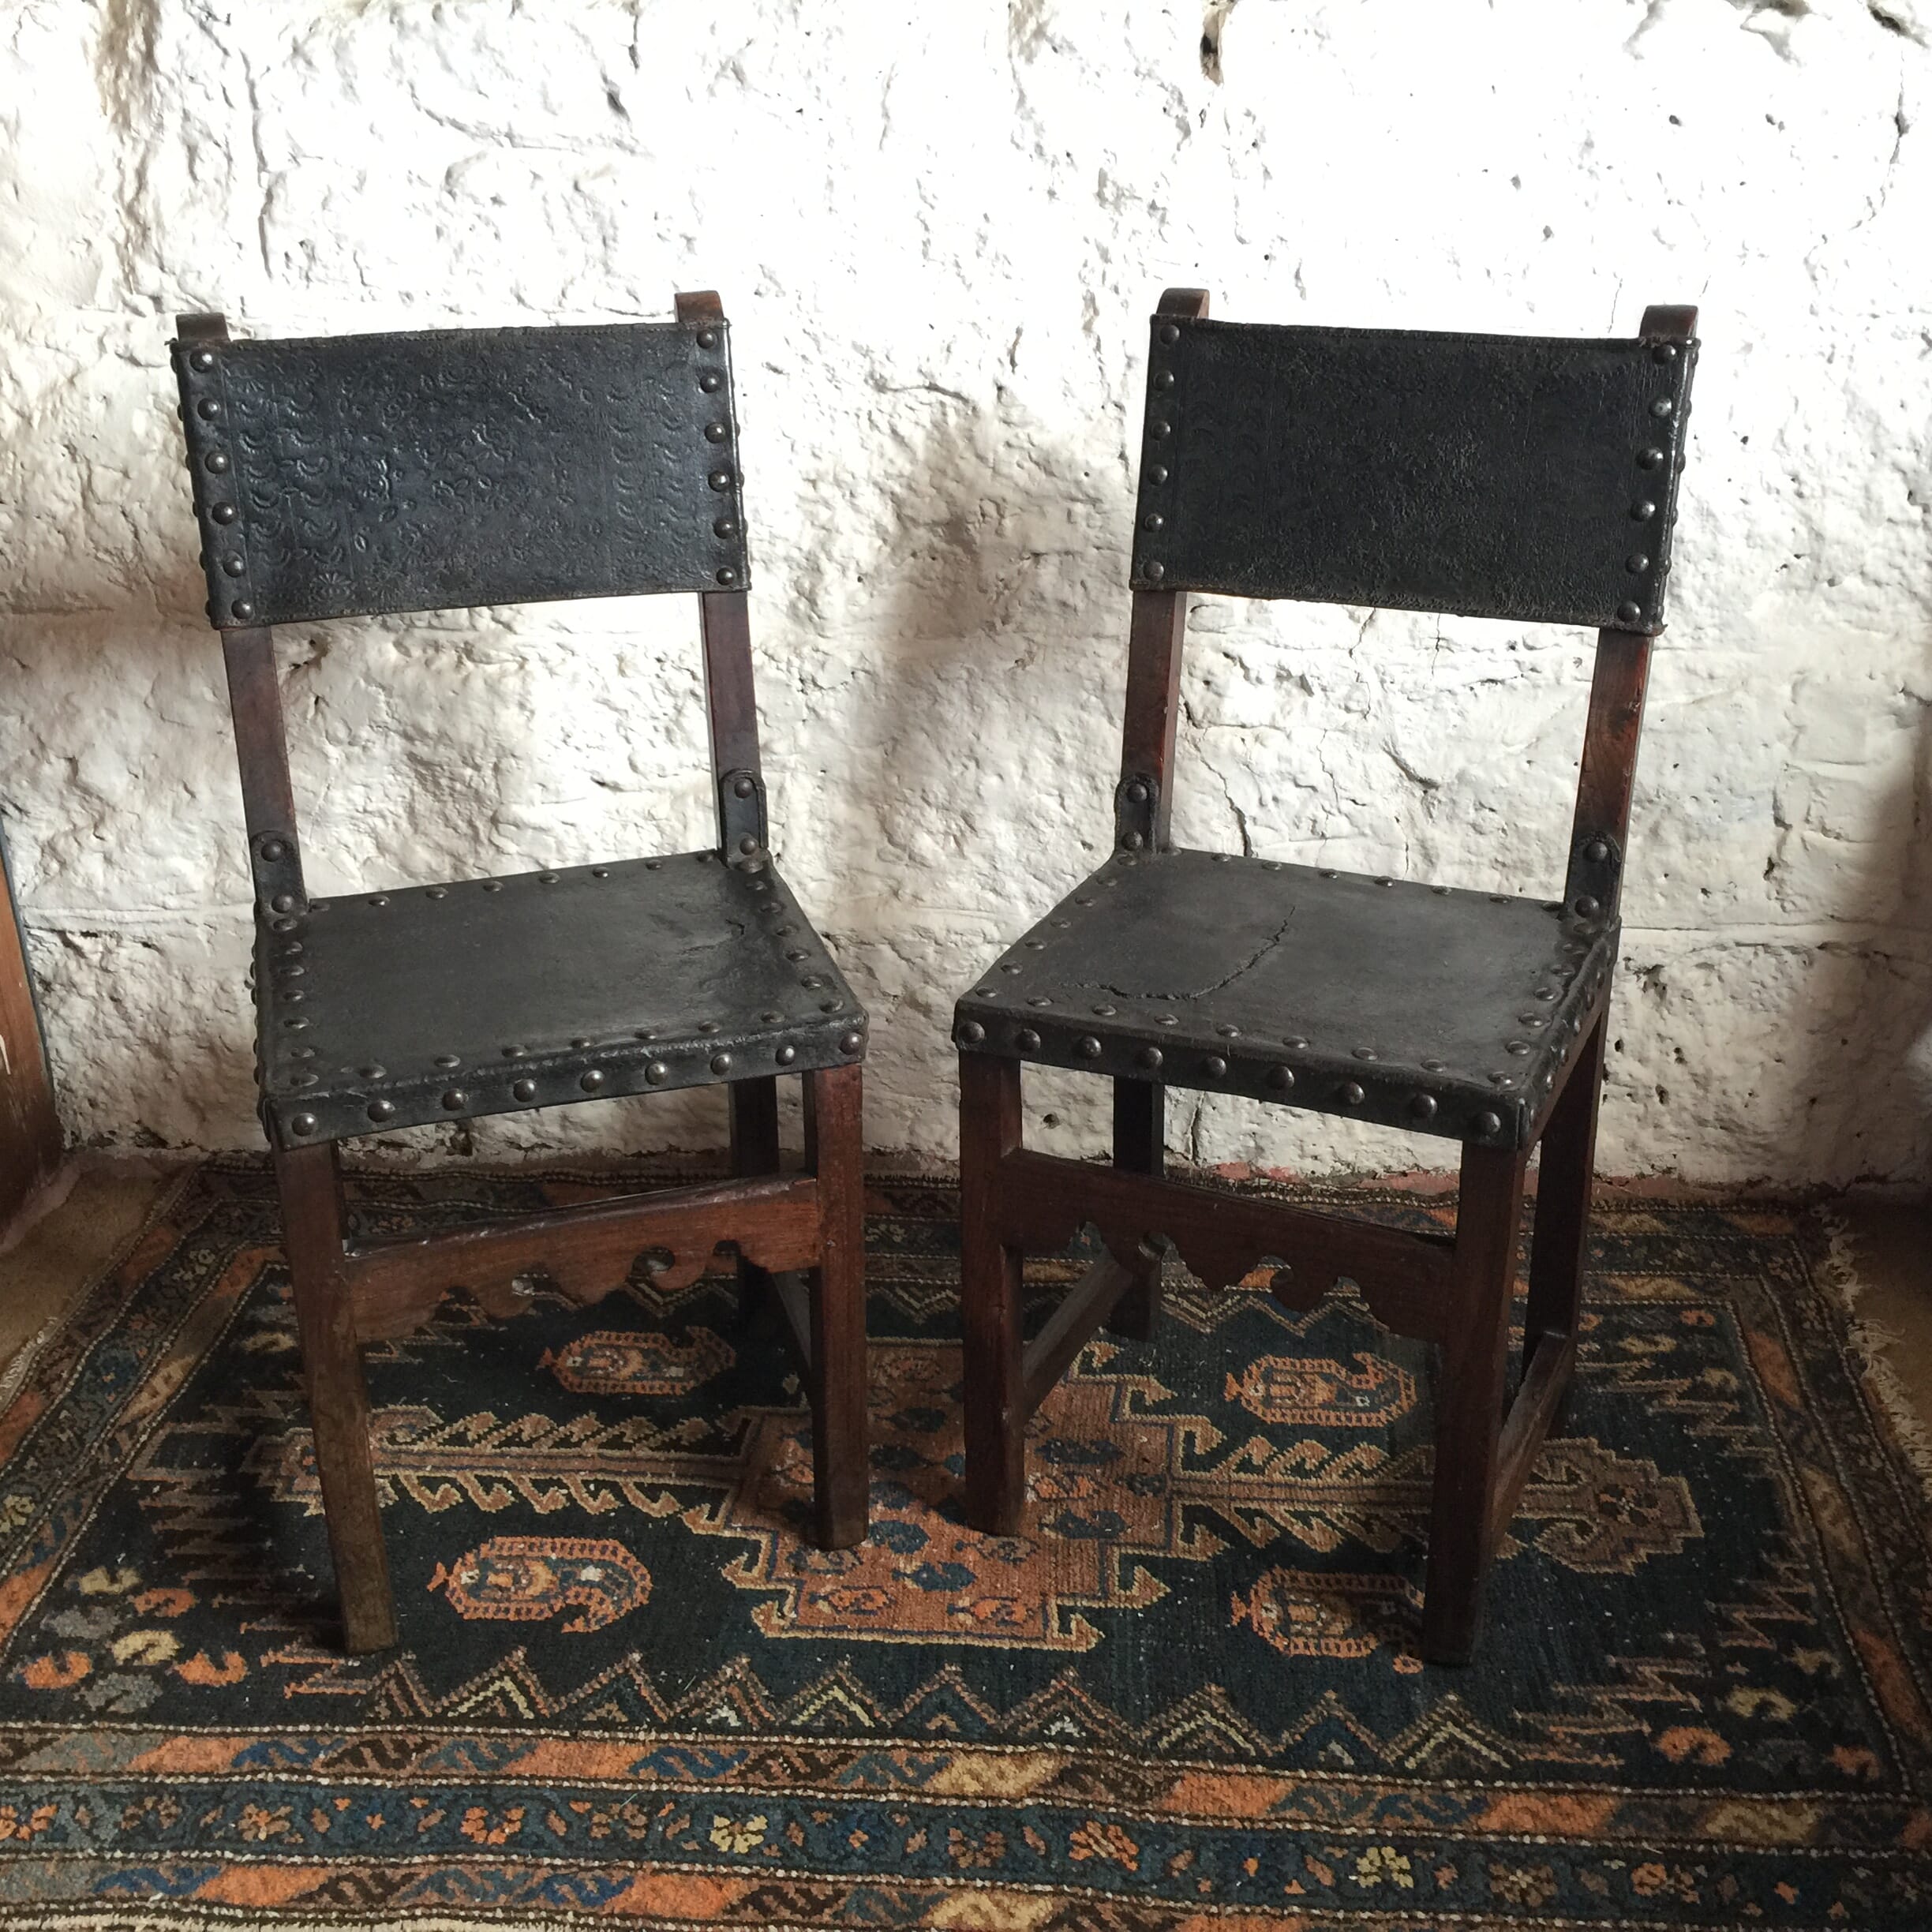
[1488, 1331, 1578, 1555]
[275, 1143, 397, 1654]
[1422, 1141, 1529, 1665]
[1104, 1079, 1164, 1339]
[992, 1149, 1455, 1341]
[730, 1077, 784, 1323]
[803, 1062, 868, 1545]
[220, 631, 300, 864]
[1526, 1011, 1607, 1416]
[698, 591, 762, 808]
[346, 1173, 820, 1340]
[1022, 1253, 1136, 1416]
[1568, 628, 1652, 910]
[960, 1054, 1028, 1535]
[769, 1267, 814, 1378]
[0, 834, 59, 1230]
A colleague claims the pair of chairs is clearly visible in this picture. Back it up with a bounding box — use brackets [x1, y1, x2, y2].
[170, 289, 1698, 1664]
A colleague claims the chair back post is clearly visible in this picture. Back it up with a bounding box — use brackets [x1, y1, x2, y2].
[676, 290, 768, 859]
[177, 310, 307, 920]
[1563, 302, 1698, 922]
[1116, 286, 1210, 854]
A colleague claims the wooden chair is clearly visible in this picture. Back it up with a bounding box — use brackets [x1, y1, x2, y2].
[169, 294, 869, 1653]
[957, 290, 1698, 1664]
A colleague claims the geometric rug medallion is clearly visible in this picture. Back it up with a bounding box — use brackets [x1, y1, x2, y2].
[0, 1159, 1927, 1927]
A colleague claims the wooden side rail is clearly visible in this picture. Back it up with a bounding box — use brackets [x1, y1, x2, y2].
[1488, 1330, 1578, 1553]
[347, 1172, 822, 1340]
[990, 1149, 1456, 1342]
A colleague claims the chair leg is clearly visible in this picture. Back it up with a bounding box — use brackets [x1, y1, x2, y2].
[730, 1077, 783, 1327]
[1104, 1079, 1165, 1340]
[960, 1054, 1028, 1536]
[1422, 1140, 1528, 1666]
[273, 1143, 397, 1655]
[803, 1064, 868, 1548]
[1526, 1013, 1607, 1429]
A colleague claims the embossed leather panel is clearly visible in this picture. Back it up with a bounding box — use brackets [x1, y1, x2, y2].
[1130, 320, 1697, 632]
[173, 323, 749, 627]
[256, 853, 863, 1148]
[954, 850, 1614, 1148]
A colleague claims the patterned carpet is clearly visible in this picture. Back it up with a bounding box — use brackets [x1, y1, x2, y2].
[0, 1159, 1928, 1929]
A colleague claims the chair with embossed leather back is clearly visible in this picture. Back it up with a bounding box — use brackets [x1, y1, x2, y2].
[955, 289, 1698, 1664]
[169, 294, 869, 1653]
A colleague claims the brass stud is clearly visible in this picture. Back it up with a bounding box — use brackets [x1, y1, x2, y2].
[1353, 1046, 1377, 1061]
[197, 397, 221, 420]
[1125, 780, 1148, 803]
[1653, 343, 1679, 363]
[504, 1043, 526, 1057]
[290, 1112, 317, 1134]
[1121, 831, 1144, 850]
[1267, 1065, 1294, 1091]
[733, 775, 756, 798]
[205, 451, 230, 474]
[1477, 1110, 1503, 1136]
[1637, 447, 1664, 470]
[1159, 321, 1181, 344]
[1027, 995, 1052, 1008]
[1631, 500, 1656, 521]
[1583, 838, 1610, 863]
[222, 554, 245, 576]
[1507, 1040, 1531, 1055]
[231, 600, 253, 620]
[1626, 552, 1650, 574]
[710, 1053, 732, 1074]
[959, 1020, 986, 1046]
[840, 1030, 863, 1054]
[1142, 512, 1163, 532]
[1155, 1013, 1178, 1027]
[1422, 1058, 1447, 1071]
[1283, 1035, 1308, 1049]
[1144, 561, 1165, 581]
[1016, 1028, 1040, 1053]
[1409, 1092, 1438, 1121]
[716, 567, 739, 586]
[777, 1044, 797, 1065]
[212, 501, 237, 524]
[1204, 1055, 1227, 1078]
[700, 371, 723, 392]
[1651, 397, 1674, 417]
[513, 1078, 537, 1101]
[1154, 369, 1175, 389]
[271, 891, 297, 913]
[189, 347, 215, 371]
[646, 1061, 669, 1084]
[1341, 1081, 1365, 1106]
[1148, 464, 1167, 484]
[367, 1099, 395, 1121]
[1139, 1046, 1163, 1070]
[697, 327, 721, 349]
[1077, 1035, 1102, 1058]
[442, 1090, 467, 1111]
[580, 1070, 605, 1092]
[698, 1020, 721, 1034]
[1574, 895, 1601, 919]
[1217, 1024, 1240, 1037]
[709, 468, 735, 491]
[1092, 1003, 1116, 1017]
[1617, 601, 1642, 624]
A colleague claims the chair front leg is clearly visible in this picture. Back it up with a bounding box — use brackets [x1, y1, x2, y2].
[1423, 1140, 1529, 1666]
[1526, 1012, 1607, 1429]
[1104, 1079, 1166, 1340]
[960, 1054, 1028, 1536]
[274, 1142, 397, 1654]
[803, 1064, 868, 1548]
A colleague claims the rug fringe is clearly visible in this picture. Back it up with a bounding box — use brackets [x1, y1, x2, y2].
[1815, 1207, 1932, 1512]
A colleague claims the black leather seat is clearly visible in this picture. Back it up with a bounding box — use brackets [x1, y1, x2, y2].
[955, 850, 1612, 1147]
[263, 852, 862, 1145]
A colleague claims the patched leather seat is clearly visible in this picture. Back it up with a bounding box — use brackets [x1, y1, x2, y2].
[956, 851, 1612, 1146]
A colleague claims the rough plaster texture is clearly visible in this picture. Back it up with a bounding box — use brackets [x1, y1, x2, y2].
[2, 0, 1930, 1184]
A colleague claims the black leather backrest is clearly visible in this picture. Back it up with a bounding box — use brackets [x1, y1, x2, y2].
[1129, 317, 1697, 633]
[173, 321, 749, 627]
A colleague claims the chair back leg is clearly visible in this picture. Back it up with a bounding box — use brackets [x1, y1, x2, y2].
[274, 1143, 397, 1654]
[960, 1054, 1028, 1535]
[804, 1064, 870, 1547]
[1422, 1141, 1529, 1665]
[1104, 1080, 1166, 1339]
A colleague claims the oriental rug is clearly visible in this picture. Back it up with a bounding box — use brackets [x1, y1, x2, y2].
[0, 1159, 1926, 1929]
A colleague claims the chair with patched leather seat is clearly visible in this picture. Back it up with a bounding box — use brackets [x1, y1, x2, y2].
[955, 288, 1699, 1663]
[169, 293, 868, 1653]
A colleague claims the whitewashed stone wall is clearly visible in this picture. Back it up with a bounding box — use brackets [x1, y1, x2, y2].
[2, 0, 1928, 1184]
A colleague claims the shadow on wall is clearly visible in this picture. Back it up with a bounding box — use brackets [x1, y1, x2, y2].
[1779, 651, 1932, 1185]
[852, 391, 1125, 1152]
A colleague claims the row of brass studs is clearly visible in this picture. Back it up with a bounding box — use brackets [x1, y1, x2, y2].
[182, 345, 257, 623]
[1615, 341, 1686, 626]
[284, 1022, 866, 1137]
[695, 324, 743, 586]
[1135, 317, 1185, 583]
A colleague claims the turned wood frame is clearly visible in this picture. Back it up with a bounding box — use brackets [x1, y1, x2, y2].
[960, 290, 1694, 1665]
[179, 295, 867, 1655]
